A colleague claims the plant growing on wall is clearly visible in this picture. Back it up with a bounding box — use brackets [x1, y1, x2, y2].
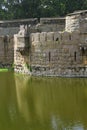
[25, 63, 32, 72]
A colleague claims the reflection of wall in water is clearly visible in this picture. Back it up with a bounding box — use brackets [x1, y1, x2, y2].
[15, 75, 30, 122]
[14, 76, 87, 129]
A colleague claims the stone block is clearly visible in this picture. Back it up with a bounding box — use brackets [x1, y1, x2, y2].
[71, 31, 80, 42]
[34, 33, 40, 42]
[40, 32, 47, 42]
[47, 32, 54, 41]
[63, 32, 69, 40]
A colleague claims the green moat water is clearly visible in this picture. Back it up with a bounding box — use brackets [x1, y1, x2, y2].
[0, 72, 87, 130]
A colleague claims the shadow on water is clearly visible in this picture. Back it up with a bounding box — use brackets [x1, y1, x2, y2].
[0, 72, 87, 130]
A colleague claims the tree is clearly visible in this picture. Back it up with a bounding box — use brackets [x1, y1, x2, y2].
[0, 0, 87, 20]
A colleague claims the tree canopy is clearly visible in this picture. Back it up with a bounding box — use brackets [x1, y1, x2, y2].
[0, 0, 87, 20]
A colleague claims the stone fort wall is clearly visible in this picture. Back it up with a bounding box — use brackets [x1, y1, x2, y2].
[0, 36, 14, 68]
[14, 30, 87, 77]
[30, 31, 86, 77]
[0, 17, 65, 70]
[0, 10, 87, 77]
[14, 10, 87, 77]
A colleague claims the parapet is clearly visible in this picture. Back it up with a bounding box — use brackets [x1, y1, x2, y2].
[0, 17, 65, 28]
[30, 31, 80, 45]
[0, 18, 38, 27]
[40, 18, 65, 25]
[0, 17, 65, 35]
[35, 18, 65, 32]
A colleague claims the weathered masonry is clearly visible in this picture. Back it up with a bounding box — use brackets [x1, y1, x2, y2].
[0, 19, 38, 68]
[0, 18, 65, 69]
[1, 10, 87, 77]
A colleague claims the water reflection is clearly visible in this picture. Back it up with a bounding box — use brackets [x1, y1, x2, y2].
[15, 75, 87, 130]
[0, 72, 87, 130]
[15, 75, 30, 122]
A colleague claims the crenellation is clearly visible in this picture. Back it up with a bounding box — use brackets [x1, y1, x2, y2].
[47, 32, 54, 42]
[40, 32, 47, 42]
[34, 33, 40, 42]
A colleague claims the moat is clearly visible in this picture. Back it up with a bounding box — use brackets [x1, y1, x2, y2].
[0, 72, 87, 130]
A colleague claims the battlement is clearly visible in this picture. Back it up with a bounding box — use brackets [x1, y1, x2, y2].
[30, 31, 80, 44]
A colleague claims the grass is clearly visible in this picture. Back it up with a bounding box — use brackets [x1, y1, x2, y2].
[0, 68, 9, 72]
[0, 68, 14, 72]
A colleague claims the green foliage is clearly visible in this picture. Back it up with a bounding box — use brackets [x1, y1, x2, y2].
[11, 63, 14, 70]
[0, 0, 87, 19]
[0, 68, 8, 72]
[25, 63, 32, 72]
